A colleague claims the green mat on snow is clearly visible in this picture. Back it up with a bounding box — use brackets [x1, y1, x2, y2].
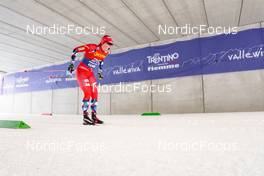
[0, 120, 31, 129]
[141, 112, 161, 116]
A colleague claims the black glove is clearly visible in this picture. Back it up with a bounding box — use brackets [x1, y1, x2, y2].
[71, 54, 76, 61]
[98, 72, 104, 80]
[67, 62, 74, 73]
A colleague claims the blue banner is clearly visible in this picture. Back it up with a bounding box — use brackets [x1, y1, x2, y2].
[1, 28, 264, 94]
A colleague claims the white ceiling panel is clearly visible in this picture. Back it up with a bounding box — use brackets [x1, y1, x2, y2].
[0, 0, 263, 73]
[0, 43, 61, 63]
[122, 0, 182, 40]
[0, 1, 83, 46]
[0, 51, 47, 66]
[205, 0, 242, 27]
[240, 0, 264, 25]
[81, 0, 158, 44]
[0, 23, 71, 55]
[164, 0, 207, 27]
[0, 65, 24, 72]
[49, 0, 131, 47]
[0, 34, 66, 61]
[35, 0, 104, 43]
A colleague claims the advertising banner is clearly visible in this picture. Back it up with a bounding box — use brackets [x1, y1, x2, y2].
[1, 28, 264, 94]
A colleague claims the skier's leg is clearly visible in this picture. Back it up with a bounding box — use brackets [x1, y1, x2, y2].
[76, 67, 94, 125]
[89, 74, 103, 124]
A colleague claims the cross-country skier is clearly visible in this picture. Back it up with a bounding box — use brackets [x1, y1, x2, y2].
[68, 35, 113, 125]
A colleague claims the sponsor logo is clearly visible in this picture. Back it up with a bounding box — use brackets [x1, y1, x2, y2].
[147, 52, 180, 71]
[65, 77, 76, 82]
[227, 46, 264, 60]
[113, 66, 141, 75]
[15, 77, 29, 88]
[147, 52, 179, 64]
[78, 47, 85, 51]
[106, 60, 144, 76]
[3, 83, 14, 89]
[87, 60, 97, 68]
[45, 77, 62, 84]
[94, 52, 106, 59]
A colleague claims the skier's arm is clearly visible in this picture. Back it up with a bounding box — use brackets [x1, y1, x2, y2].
[98, 61, 104, 72]
[98, 61, 104, 80]
[68, 45, 86, 73]
[71, 45, 89, 62]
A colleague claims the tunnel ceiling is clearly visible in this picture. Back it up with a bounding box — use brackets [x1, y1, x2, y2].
[0, 0, 263, 72]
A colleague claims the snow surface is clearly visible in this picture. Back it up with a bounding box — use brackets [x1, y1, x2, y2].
[0, 112, 264, 176]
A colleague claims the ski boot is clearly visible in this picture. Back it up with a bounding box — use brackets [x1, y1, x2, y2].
[91, 111, 104, 124]
[83, 111, 95, 125]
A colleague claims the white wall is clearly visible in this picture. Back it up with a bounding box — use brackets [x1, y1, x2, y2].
[52, 88, 79, 114]
[203, 70, 264, 112]
[13, 93, 31, 113]
[0, 69, 264, 115]
[152, 76, 204, 114]
[110, 81, 152, 114]
[0, 94, 13, 113]
[31, 90, 52, 114]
